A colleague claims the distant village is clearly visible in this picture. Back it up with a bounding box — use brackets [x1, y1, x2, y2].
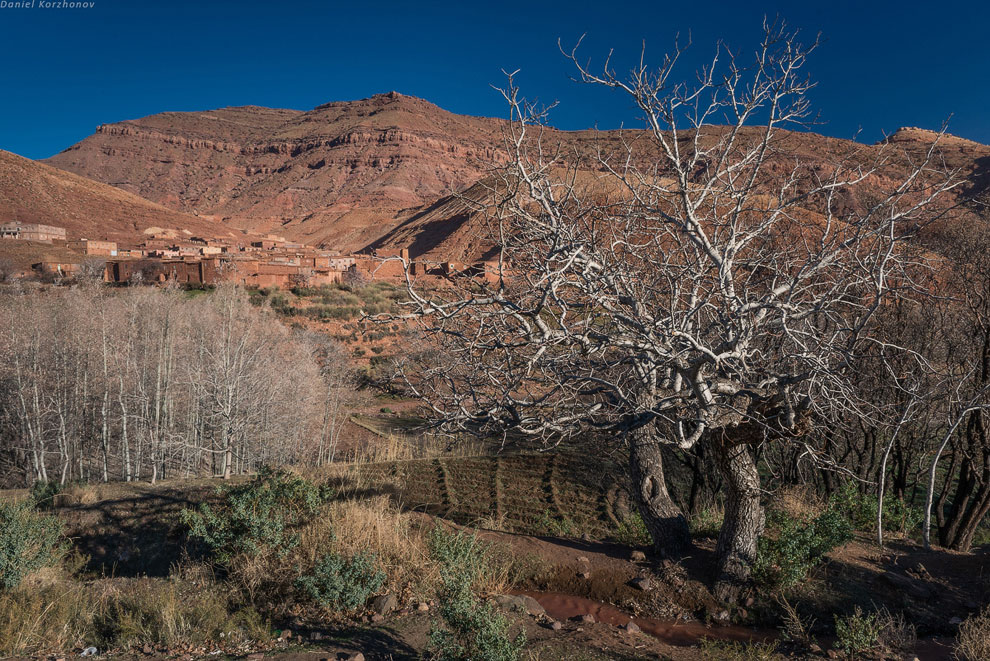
[0, 221, 503, 287]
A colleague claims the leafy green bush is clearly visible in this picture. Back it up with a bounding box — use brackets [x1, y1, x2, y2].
[28, 480, 63, 511]
[427, 528, 525, 661]
[295, 550, 385, 613]
[829, 483, 923, 535]
[180, 468, 330, 565]
[754, 502, 852, 589]
[611, 511, 651, 546]
[0, 501, 67, 590]
[834, 606, 881, 656]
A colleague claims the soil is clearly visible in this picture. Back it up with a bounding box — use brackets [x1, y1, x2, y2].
[5, 467, 989, 660]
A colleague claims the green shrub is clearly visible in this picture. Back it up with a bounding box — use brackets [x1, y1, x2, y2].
[690, 506, 725, 538]
[611, 512, 651, 546]
[834, 606, 881, 656]
[295, 550, 385, 613]
[28, 480, 63, 511]
[754, 502, 852, 589]
[535, 509, 574, 537]
[829, 483, 923, 535]
[427, 528, 525, 661]
[0, 501, 67, 590]
[180, 467, 330, 565]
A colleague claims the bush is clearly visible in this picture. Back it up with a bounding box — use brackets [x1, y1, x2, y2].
[296, 550, 385, 613]
[611, 512, 651, 546]
[0, 501, 67, 590]
[29, 480, 64, 511]
[427, 528, 525, 661]
[829, 482, 923, 535]
[956, 606, 990, 661]
[834, 606, 881, 656]
[754, 502, 852, 590]
[180, 467, 330, 565]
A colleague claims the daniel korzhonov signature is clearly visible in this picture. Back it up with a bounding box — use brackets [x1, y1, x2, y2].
[0, 0, 96, 8]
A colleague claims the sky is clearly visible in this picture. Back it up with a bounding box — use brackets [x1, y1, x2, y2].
[1, 0, 987, 160]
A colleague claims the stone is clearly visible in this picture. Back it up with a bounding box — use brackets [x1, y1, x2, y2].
[551, 620, 562, 631]
[630, 550, 647, 562]
[577, 556, 590, 563]
[629, 577, 652, 591]
[142, 645, 153, 655]
[494, 594, 546, 617]
[417, 602, 430, 612]
[579, 613, 596, 624]
[744, 596, 755, 607]
[578, 571, 591, 580]
[625, 620, 641, 634]
[371, 614, 385, 623]
[370, 593, 398, 615]
[344, 654, 365, 661]
[310, 632, 322, 641]
[951, 616, 964, 625]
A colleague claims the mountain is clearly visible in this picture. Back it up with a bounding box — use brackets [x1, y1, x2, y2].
[44, 93, 508, 251]
[0, 149, 236, 244]
[43, 94, 990, 260]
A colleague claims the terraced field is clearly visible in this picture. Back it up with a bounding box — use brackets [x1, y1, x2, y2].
[325, 451, 641, 539]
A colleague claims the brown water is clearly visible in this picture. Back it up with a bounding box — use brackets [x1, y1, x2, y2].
[517, 591, 775, 646]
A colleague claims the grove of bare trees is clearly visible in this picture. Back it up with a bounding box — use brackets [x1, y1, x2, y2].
[0, 283, 356, 487]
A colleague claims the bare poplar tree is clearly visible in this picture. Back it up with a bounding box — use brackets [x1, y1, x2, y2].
[393, 21, 959, 600]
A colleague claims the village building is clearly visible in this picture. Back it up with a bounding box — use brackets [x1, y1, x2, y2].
[67, 239, 118, 256]
[1, 222, 67, 242]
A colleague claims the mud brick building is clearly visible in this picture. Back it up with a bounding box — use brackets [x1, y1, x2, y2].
[67, 239, 118, 256]
[1, 222, 67, 242]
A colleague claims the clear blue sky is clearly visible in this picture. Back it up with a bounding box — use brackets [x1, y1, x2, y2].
[1, 0, 987, 160]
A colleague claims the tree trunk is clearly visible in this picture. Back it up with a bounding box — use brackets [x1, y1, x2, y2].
[628, 425, 691, 558]
[712, 438, 764, 603]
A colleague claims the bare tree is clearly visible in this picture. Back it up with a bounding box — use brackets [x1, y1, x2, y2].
[391, 21, 959, 600]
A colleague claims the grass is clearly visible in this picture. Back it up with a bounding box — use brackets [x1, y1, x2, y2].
[0, 574, 269, 656]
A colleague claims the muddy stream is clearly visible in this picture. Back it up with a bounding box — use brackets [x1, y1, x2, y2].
[517, 591, 774, 646]
[517, 591, 955, 659]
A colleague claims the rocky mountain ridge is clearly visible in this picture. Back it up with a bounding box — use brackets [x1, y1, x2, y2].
[42, 93, 990, 261]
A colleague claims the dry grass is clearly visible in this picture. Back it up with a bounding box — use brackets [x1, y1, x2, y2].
[956, 607, 990, 660]
[294, 495, 519, 606]
[775, 485, 823, 521]
[300, 495, 434, 602]
[0, 573, 269, 656]
[344, 429, 485, 464]
[775, 594, 815, 647]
